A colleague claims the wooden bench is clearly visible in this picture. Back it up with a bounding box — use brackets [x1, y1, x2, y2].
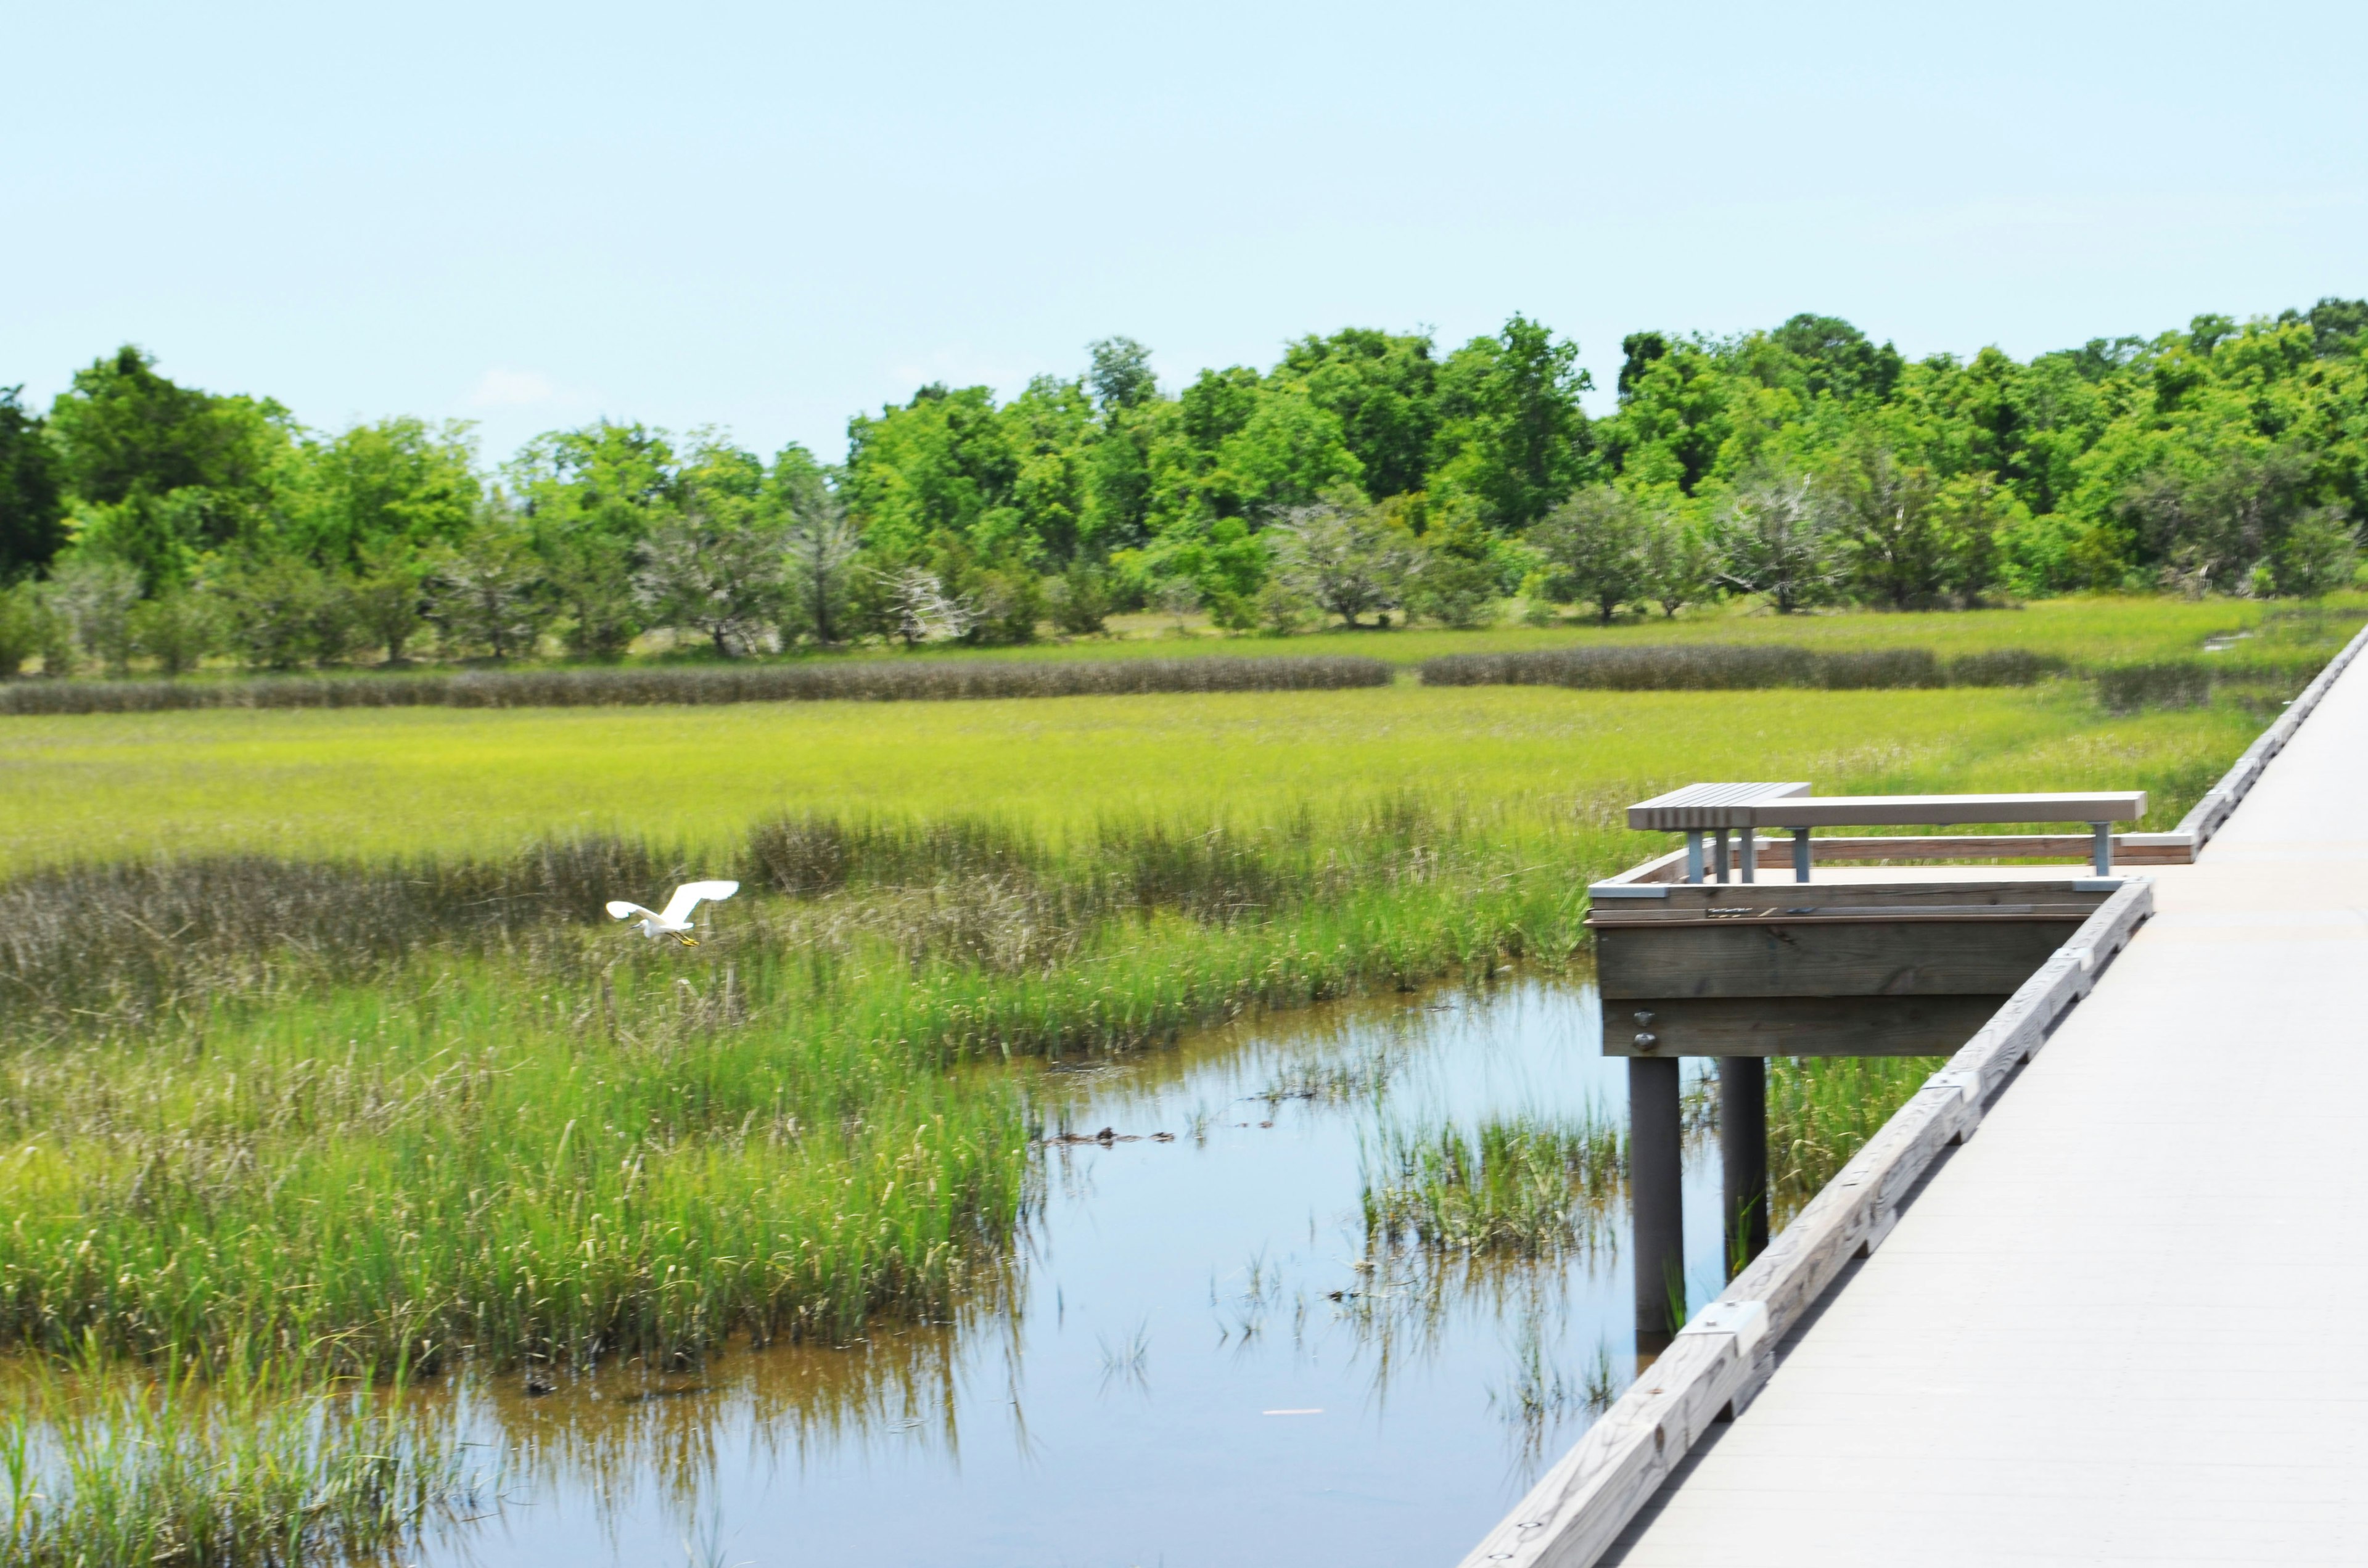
[1621, 783, 2149, 882]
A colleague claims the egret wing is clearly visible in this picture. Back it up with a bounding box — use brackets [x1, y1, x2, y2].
[606, 901, 660, 922]
[658, 880, 740, 926]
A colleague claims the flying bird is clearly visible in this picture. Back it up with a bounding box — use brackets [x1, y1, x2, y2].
[606, 880, 739, 945]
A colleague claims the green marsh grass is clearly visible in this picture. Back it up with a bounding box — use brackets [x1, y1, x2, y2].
[1360, 1113, 1625, 1257]
[0, 680, 2290, 874]
[0, 802, 1592, 1373]
[0, 1347, 477, 1566]
[1766, 1056, 1946, 1220]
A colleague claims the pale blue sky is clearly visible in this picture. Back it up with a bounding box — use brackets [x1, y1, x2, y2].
[8, 1, 2364, 466]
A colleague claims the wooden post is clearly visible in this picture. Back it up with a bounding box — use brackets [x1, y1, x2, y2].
[1630, 1055, 1685, 1345]
[1714, 828, 1731, 884]
[1720, 1056, 1768, 1272]
[1793, 827, 1812, 882]
[1686, 832, 1705, 884]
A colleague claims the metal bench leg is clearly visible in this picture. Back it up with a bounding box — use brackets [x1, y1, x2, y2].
[2090, 822, 2111, 876]
[1686, 832, 1704, 884]
[1714, 828, 1730, 884]
[1792, 827, 1812, 882]
[1740, 830, 1756, 883]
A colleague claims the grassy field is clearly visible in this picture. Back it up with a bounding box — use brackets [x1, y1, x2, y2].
[0, 681, 2283, 873]
[1, 598, 2358, 1562]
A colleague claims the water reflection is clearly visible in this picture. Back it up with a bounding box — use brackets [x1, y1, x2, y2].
[417, 978, 1728, 1568]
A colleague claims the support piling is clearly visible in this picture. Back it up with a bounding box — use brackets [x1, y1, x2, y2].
[1629, 1054, 1685, 1345]
[1719, 1056, 1768, 1272]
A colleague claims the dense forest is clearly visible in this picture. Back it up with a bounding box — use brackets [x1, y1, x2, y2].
[2, 302, 2364, 673]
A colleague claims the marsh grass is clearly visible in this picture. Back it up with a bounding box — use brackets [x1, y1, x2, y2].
[1360, 1112, 1625, 1256]
[0, 1346, 478, 1567]
[1418, 643, 2069, 691]
[1766, 1056, 1944, 1220]
[0, 800, 1590, 1376]
[0, 654, 1391, 716]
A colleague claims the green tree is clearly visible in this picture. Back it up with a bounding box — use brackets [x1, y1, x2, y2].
[1636, 499, 1715, 618]
[128, 588, 223, 675]
[1268, 495, 1410, 628]
[427, 527, 551, 660]
[1432, 314, 1593, 530]
[1088, 337, 1158, 413]
[636, 508, 784, 655]
[2114, 446, 2313, 594]
[348, 539, 432, 664]
[1213, 390, 1364, 517]
[47, 347, 290, 588]
[1821, 442, 1950, 609]
[282, 417, 480, 566]
[0, 387, 66, 581]
[44, 557, 144, 673]
[844, 385, 1021, 558]
[1402, 512, 1501, 628]
[0, 581, 58, 675]
[215, 553, 341, 671]
[1279, 328, 1440, 499]
[1532, 486, 1646, 623]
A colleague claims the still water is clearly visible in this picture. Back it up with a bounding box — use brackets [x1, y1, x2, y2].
[422, 980, 1726, 1568]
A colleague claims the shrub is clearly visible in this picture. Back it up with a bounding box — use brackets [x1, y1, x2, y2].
[126, 590, 223, 675]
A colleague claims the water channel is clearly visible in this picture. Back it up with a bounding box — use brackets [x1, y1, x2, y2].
[421, 979, 1729, 1567]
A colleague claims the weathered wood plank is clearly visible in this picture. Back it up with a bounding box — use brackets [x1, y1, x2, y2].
[1596, 917, 2073, 1000]
[1642, 879, 2101, 910]
[1603, 995, 2006, 1057]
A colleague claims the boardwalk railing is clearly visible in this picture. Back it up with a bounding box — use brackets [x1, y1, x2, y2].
[1455, 878, 2154, 1568]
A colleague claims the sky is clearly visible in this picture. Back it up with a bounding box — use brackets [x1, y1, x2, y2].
[7, 1, 2366, 467]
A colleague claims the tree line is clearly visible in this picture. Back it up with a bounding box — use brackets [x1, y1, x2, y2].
[1, 303, 2364, 675]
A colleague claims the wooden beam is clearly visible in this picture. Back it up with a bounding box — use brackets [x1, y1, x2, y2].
[1596, 917, 2079, 1000]
[1605, 995, 2007, 1057]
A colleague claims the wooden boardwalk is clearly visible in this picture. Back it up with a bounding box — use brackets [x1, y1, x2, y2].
[1598, 655, 2368, 1564]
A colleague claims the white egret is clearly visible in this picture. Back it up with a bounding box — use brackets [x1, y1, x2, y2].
[605, 880, 739, 945]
